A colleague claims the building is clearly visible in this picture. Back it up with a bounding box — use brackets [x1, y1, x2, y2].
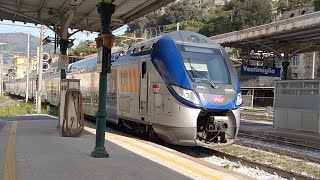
[13, 55, 37, 79]
[215, 0, 230, 6]
[289, 52, 320, 79]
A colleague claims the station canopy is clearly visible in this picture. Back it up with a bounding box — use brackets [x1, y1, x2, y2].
[210, 11, 320, 54]
[0, 0, 174, 32]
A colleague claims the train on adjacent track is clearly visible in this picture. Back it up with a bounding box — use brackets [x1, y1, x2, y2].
[5, 31, 242, 147]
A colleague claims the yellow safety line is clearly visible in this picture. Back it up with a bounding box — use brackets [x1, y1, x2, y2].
[3, 121, 18, 180]
[114, 136, 221, 180]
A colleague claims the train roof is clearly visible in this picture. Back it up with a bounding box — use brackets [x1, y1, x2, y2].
[111, 30, 220, 61]
[68, 31, 220, 73]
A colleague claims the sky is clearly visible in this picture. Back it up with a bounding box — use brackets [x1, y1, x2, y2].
[0, 20, 127, 47]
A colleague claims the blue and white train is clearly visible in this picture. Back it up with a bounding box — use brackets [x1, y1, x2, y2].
[6, 31, 242, 146]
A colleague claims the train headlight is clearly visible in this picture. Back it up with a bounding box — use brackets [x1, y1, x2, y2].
[236, 92, 243, 106]
[172, 85, 200, 105]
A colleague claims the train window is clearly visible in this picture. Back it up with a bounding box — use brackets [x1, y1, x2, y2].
[142, 62, 146, 79]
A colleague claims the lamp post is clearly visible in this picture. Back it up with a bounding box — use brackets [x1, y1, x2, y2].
[91, 1, 115, 158]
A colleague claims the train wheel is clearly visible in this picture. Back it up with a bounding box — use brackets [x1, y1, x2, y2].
[148, 127, 158, 142]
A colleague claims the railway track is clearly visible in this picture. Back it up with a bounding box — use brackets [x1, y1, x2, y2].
[85, 118, 318, 180]
[194, 147, 318, 180]
[238, 132, 320, 152]
[236, 139, 320, 165]
[0, 96, 18, 107]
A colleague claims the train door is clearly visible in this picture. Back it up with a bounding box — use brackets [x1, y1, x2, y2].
[139, 61, 148, 115]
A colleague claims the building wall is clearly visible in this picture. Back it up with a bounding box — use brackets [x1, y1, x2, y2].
[281, 7, 314, 20]
[14, 56, 27, 79]
[13, 56, 37, 79]
[289, 52, 320, 79]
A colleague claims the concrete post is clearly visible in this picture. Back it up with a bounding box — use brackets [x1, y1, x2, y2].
[37, 25, 44, 113]
[0, 53, 2, 95]
[312, 52, 316, 79]
[91, 2, 115, 158]
[26, 33, 30, 103]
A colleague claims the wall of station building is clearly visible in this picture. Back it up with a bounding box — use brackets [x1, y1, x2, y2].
[289, 51, 320, 80]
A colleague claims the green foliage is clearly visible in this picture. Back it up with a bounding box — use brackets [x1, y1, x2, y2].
[208, 7, 215, 15]
[0, 101, 58, 117]
[276, 0, 314, 12]
[199, 11, 233, 36]
[199, 0, 272, 36]
[125, 0, 313, 40]
[161, 21, 204, 34]
[114, 37, 144, 47]
[68, 40, 97, 57]
[232, 0, 272, 30]
[126, 0, 209, 36]
[315, 0, 320, 11]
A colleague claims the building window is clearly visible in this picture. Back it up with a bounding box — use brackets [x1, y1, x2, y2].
[317, 69, 320, 78]
[291, 55, 299, 65]
[293, 73, 298, 79]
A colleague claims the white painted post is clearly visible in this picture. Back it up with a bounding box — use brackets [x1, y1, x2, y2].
[26, 33, 30, 102]
[312, 51, 316, 79]
[37, 25, 44, 113]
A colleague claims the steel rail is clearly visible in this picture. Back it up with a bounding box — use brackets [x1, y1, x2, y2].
[238, 132, 320, 152]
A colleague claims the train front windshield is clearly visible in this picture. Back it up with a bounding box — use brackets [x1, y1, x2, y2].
[178, 45, 230, 84]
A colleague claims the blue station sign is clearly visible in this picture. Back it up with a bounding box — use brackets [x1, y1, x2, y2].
[241, 65, 281, 77]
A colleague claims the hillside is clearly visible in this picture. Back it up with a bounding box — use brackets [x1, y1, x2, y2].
[0, 33, 54, 64]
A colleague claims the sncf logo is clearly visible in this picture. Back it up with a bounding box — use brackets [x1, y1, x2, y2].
[213, 96, 224, 104]
[152, 84, 160, 94]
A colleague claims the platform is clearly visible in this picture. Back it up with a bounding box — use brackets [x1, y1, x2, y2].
[0, 114, 250, 180]
[240, 119, 320, 145]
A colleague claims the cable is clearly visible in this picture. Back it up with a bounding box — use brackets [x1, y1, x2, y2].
[62, 88, 84, 137]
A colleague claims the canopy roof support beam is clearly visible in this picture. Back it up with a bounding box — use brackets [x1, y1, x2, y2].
[91, 1, 115, 158]
[55, 9, 74, 82]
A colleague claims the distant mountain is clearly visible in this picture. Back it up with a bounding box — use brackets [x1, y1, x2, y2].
[0, 33, 54, 64]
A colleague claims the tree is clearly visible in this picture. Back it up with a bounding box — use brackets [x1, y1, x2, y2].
[68, 40, 97, 57]
[126, 0, 209, 36]
[233, 0, 272, 30]
[199, 11, 233, 36]
[199, 0, 272, 36]
[276, 0, 314, 12]
[315, 0, 320, 11]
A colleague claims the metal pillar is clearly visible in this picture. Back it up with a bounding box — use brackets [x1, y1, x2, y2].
[59, 39, 68, 78]
[91, 2, 115, 158]
[54, 33, 57, 54]
[282, 52, 290, 80]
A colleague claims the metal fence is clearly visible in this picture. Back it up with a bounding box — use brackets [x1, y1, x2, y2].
[242, 95, 253, 107]
[274, 79, 320, 133]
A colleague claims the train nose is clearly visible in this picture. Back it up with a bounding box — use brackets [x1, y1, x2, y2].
[196, 110, 238, 145]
